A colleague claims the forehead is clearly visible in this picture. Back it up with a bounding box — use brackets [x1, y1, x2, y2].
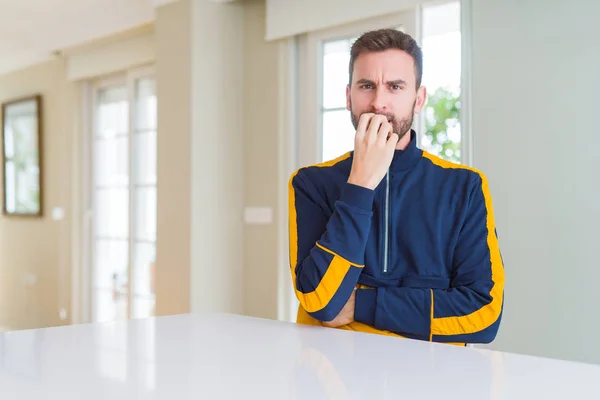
[352, 49, 416, 84]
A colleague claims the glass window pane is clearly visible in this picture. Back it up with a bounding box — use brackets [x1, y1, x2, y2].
[134, 187, 157, 242]
[135, 78, 157, 132]
[95, 188, 129, 238]
[2, 101, 41, 215]
[95, 136, 129, 187]
[421, 1, 461, 163]
[94, 288, 128, 323]
[133, 243, 156, 298]
[3, 124, 14, 158]
[323, 39, 352, 109]
[134, 131, 157, 185]
[2, 103, 38, 158]
[94, 239, 129, 290]
[5, 161, 15, 213]
[97, 86, 128, 137]
[322, 109, 355, 162]
[133, 296, 155, 320]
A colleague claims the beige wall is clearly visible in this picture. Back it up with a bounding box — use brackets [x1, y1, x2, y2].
[243, 0, 281, 320]
[0, 27, 159, 329]
[153, 0, 283, 319]
[154, 0, 192, 317]
[155, 0, 253, 318]
[189, 0, 245, 315]
[266, 0, 420, 40]
[0, 58, 74, 330]
[0, 0, 287, 328]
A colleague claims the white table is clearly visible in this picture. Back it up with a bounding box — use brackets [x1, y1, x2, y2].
[0, 313, 598, 399]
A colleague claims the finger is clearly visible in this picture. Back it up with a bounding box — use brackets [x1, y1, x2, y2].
[387, 132, 400, 149]
[377, 121, 393, 146]
[355, 113, 375, 139]
[366, 115, 387, 143]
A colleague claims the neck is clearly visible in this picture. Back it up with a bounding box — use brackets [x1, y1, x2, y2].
[395, 131, 412, 150]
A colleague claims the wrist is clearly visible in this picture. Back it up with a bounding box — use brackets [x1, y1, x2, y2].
[348, 174, 377, 190]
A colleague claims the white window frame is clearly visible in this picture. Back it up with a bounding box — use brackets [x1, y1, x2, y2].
[419, 0, 467, 165]
[277, 2, 473, 323]
[276, 37, 300, 322]
[81, 64, 156, 323]
[460, 0, 473, 166]
[277, 11, 419, 323]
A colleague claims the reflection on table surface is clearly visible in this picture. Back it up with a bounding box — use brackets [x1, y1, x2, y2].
[0, 313, 599, 399]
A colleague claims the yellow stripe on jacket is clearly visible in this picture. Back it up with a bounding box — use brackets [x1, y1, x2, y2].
[422, 152, 505, 336]
[288, 152, 363, 314]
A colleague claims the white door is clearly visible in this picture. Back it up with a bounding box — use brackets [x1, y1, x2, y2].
[298, 10, 419, 167]
[87, 66, 158, 323]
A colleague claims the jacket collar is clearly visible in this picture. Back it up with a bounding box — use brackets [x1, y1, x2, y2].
[389, 129, 422, 172]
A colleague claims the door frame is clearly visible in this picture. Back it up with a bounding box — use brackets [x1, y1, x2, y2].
[80, 64, 156, 324]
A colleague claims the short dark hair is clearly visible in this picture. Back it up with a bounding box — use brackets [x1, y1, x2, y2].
[349, 28, 423, 89]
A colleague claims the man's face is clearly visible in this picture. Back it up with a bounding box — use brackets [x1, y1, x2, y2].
[347, 49, 427, 140]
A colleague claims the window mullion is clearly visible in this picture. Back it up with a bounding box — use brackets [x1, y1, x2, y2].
[127, 72, 136, 320]
[88, 83, 97, 323]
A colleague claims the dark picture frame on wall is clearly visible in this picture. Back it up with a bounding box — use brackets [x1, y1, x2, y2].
[1, 94, 43, 217]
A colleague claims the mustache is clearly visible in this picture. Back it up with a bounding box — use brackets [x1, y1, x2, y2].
[352, 112, 397, 125]
[362, 112, 397, 123]
[351, 110, 413, 141]
[375, 112, 396, 123]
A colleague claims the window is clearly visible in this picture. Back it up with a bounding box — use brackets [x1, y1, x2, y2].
[87, 66, 157, 323]
[300, 4, 463, 165]
[283, 5, 466, 322]
[321, 37, 357, 162]
[421, 1, 462, 163]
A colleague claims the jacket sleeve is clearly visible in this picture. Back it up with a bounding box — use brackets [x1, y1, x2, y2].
[353, 173, 505, 344]
[289, 170, 375, 322]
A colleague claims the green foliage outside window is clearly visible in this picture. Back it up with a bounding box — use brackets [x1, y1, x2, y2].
[424, 87, 461, 163]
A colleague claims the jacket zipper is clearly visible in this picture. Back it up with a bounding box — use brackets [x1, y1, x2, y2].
[383, 170, 390, 274]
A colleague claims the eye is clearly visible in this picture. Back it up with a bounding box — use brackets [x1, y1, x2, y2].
[391, 84, 403, 90]
[360, 84, 373, 89]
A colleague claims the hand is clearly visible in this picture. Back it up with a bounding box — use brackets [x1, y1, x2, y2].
[323, 289, 356, 328]
[348, 113, 399, 190]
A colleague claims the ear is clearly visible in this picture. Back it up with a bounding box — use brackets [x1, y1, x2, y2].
[346, 84, 351, 111]
[413, 86, 427, 114]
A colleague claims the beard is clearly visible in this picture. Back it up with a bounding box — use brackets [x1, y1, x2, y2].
[350, 100, 416, 141]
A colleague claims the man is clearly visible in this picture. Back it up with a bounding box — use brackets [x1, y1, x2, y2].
[288, 28, 504, 345]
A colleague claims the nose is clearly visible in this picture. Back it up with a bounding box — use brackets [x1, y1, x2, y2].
[370, 87, 387, 114]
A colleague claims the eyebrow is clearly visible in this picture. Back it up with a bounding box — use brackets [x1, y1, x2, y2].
[356, 78, 408, 86]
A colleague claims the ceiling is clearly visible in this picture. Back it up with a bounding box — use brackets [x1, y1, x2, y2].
[0, 0, 181, 77]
